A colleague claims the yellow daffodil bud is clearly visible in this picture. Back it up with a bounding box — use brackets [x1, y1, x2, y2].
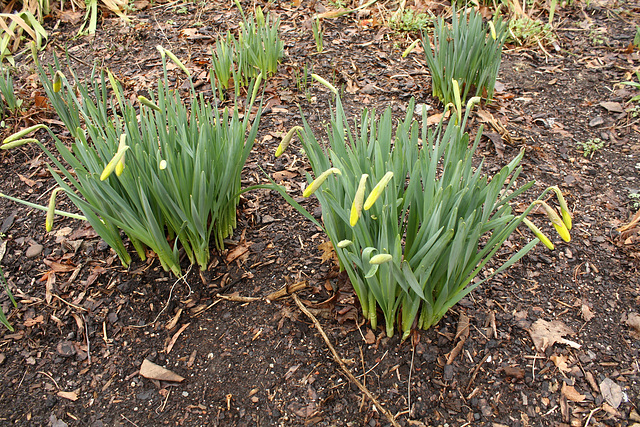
[115, 134, 127, 176]
[275, 126, 302, 157]
[163, 48, 191, 77]
[364, 171, 393, 210]
[489, 21, 497, 41]
[550, 186, 572, 230]
[46, 188, 63, 232]
[250, 72, 263, 106]
[369, 254, 393, 264]
[100, 144, 130, 181]
[159, 159, 167, 170]
[311, 74, 338, 95]
[466, 96, 481, 111]
[536, 201, 570, 242]
[156, 45, 166, 59]
[452, 78, 462, 123]
[337, 240, 353, 248]
[522, 218, 554, 250]
[302, 168, 341, 197]
[0, 138, 39, 150]
[402, 39, 421, 58]
[53, 70, 64, 93]
[3, 124, 46, 145]
[138, 96, 161, 111]
[350, 174, 369, 226]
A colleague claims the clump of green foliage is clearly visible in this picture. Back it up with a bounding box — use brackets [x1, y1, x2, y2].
[422, 8, 507, 106]
[210, 4, 283, 97]
[277, 80, 571, 339]
[2, 49, 262, 276]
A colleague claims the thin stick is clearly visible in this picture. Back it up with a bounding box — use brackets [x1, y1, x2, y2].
[82, 314, 91, 365]
[292, 294, 400, 427]
[465, 352, 490, 393]
[408, 343, 415, 416]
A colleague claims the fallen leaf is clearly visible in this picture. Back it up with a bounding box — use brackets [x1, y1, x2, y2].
[23, 315, 44, 327]
[600, 378, 623, 409]
[550, 354, 571, 372]
[581, 304, 595, 322]
[364, 328, 375, 345]
[561, 382, 585, 402]
[528, 319, 581, 352]
[57, 390, 78, 401]
[626, 312, 640, 339]
[139, 359, 184, 382]
[59, 10, 83, 24]
[454, 312, 470, 342]
[599, 101, 624, 113]
[317, 240, 337, 265]
[18, 174, 37, 187]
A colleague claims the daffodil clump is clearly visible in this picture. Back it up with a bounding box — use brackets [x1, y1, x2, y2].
[2, 49, 262, 276]
[277, 84, 571, 339]
[422, 8, 507, 106]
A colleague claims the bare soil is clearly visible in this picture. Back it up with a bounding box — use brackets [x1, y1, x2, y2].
[0, 0, 639, 426]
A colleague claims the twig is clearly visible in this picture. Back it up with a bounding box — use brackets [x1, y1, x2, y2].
[465, 352, 490, 393]
[121, 414, 140, 427]
[292, 294, 400, 427]
[408, 343, 415, 416]
[37, 371, 60, 390]
[82, 314, 91, 365]
[584, 406, 601, 427]
[53, 293, 88, 311]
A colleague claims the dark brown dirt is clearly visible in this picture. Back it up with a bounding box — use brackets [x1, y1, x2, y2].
[0, 0, 639, 426]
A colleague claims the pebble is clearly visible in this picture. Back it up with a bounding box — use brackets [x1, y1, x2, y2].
[25, 243, 43, 258]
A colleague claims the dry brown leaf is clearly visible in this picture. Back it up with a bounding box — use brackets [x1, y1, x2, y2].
[318, 240, 338, 265]
[550, 354, 571, 373]
[599, 101, 624, 113]
[23, 315, 44, 327]
[581, 304, 595, 322]
[528, 319, 581, 352]
[600, 378, 623, 409]
[561, 382, 585, 402]
[454, 312, 470, 342]
[18, 174, 36, 187]
[364, 328, 375, 345]
[57, 390, 78, 401]
[139, 359, 184, 382]
[165, 308, 182, 330]
[626, 312, 640, 339]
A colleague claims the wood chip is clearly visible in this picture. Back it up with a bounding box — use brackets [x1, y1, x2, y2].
[139, 359, 184, 382]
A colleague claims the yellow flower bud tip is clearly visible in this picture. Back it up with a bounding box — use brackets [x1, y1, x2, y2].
[159, 160, 167, 170]
[561, 209, 572, 231]
[0, 138, 39, 150]
[550, 186, 572, 230]
[522, 218, 554, 250]
[302, 168, 341, 197]
[311, 74, 338, 95]
[53, 70, 64, 93]
[337, 239, 353, 248]
[363, 171, 394, 210]
[275, 126, 302, 158]
[100, 145, 130, 181]
[369, 254, 393, 265]
[350, 174, 369, 226]
[46, 188, 63, 233]
[489, 21, 497, 40]
[156, 45, 166, 58]
[138, 96, 161, 111]
[553, 223, 571, 243]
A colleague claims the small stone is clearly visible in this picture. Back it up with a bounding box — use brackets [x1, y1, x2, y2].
[589, 116, 604, 127]
[57, 340, 76, 357]
[25, 243, 43, 258]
